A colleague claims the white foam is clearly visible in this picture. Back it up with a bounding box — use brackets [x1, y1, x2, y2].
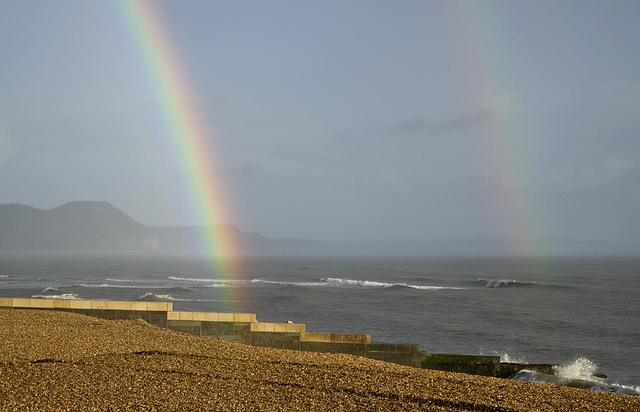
[322, 277, 459, 290]
[511, 369, 640, 395]
[479, 278, 536, 288]
[0, 275, 9, 278]
[169, 276, 249, 284]
[553, 357, 599, 380]
[40, 287, 63, 293]
[137, 292, 219, 302]
[31, 293, 80, 300]
[496, 352, 527, 364]
[168, 276, 214, 282]
[76, 283, 164, 289]
[138, 292, 176, 301]
[249, 277, 459, 290]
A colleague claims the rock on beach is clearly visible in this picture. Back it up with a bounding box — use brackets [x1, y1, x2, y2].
[0, 309, 638, 411]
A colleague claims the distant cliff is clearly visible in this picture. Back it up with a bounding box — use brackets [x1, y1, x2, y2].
[1, 202, 635, 256]
[0, 202, 264, 253]
[0, 202, 160, 251]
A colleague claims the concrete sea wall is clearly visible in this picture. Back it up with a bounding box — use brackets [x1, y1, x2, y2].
[0, 298, 554, 377]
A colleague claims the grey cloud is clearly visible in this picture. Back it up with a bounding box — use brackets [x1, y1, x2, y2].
[545, 157, 635, 196]
[228, 162, 267, 182]
[432, 109, 494, 135]
[376, 117, 427, 138]
[272, 144, 346, 168]
[375, 109, 494, 140]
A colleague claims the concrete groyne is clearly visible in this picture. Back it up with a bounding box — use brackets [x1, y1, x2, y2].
[0, 297, 554, 377]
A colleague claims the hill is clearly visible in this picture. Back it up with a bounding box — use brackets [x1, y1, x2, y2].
[1, 202, 637, 256]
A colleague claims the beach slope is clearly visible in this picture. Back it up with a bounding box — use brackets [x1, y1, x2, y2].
[0, 309, 637, 411]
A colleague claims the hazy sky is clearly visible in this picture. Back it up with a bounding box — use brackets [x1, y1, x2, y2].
[1, 1, 639, 244]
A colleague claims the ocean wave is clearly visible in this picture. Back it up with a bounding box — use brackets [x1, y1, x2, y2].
[138, 292, 178, 301]
[495, 352, 528, 364]
[553, 357, 599, 380]
[168, 276, 215, 282]
[510, 357, 639, 395]
[0, 275, 9, 278]
[321, 277, 456, 290]
[250, 277, 459, 290]
[510, 370, 639, 395]
[137, 292, 219, 302]
[75, 283, 165, 289]
[31, 293, 80, 300]
[40, 287, 64, 293]
[478, 278, 536, 288]
[105, 278, 137, 283]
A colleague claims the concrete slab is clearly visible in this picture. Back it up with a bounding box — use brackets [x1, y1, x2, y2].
[286, 323, 305, 333]
[146, 302, 172, 311]
[300, 332, 330, 342]
[204, 313, 219, 322]
[69, 300, 92, 309]
[178, 311, 194, 321]
[217, 313, 234, 322]
[106, 301, 132, 310]
[53, 300, 72, 309]
[91, 300, 108, 310]
[166, 311, 180, 320]
[233, 313, 257, 323]
[272, 323, 288, 333]
[29, 299, 55, 308]
[12, 299, 30, 308]
[250, 323, 265, 332]
[130, 302, 148, 311]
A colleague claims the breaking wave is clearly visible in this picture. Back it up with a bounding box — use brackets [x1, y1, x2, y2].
[167, 276, 241, 288]
[168, 276, 218, 283]
[76, 283, 165, 289]
[320, 277, 457, 290]
[510, 357, 640, 396]
[40, 287, 63, 293]
[251, 277, 459, 290]
[0, 275, 9, 278]
[478, 278, 536, 288]
[31, 293, 80, 300]
[137, 292, 218, 303]
[553, 357, 599, 380]
[138, 292, 179, 301]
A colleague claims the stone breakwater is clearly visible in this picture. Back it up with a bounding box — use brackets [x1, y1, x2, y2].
[1, 309, 639, 411]
[0, 298, 557, 379]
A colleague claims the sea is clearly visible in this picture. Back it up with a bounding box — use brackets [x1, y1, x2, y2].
[1, 251, 638, 395]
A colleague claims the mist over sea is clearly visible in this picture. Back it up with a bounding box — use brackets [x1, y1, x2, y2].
[1, 252, 638, 392]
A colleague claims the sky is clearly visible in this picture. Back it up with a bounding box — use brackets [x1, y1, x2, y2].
[1, 0, 639, 246]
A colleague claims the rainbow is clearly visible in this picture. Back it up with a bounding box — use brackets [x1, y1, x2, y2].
[117, 1, 242, 304]
[447, 2, 550, 256]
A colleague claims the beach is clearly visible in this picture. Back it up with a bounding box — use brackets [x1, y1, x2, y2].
[0, 309, 637, 411]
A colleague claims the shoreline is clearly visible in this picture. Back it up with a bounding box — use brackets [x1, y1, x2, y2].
[1, 309, 638, 411]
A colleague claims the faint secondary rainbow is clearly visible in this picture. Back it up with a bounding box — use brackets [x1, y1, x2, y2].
[118, 1, 242, 300]
[447, 2, 550, 256]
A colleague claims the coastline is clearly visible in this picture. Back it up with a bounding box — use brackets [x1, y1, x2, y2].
[1, 309, 638, 411]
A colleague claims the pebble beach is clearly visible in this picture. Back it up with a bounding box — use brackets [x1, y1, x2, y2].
[1, 309, 638, 411]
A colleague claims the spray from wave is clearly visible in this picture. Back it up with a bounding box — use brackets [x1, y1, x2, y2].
[553, 357, 599, 380]
[510, 357, 639, 395]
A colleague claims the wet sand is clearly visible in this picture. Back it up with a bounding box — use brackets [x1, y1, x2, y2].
[1, 309, 638, 411]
